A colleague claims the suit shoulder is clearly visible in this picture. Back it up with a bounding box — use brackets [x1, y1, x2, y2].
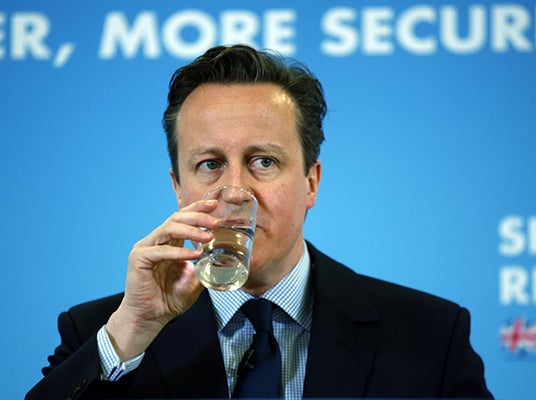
[68, 292, 124, 315]
[63, 293, 124, 336]
[356, 272, 460, 313]
[308, 242, 462, 317]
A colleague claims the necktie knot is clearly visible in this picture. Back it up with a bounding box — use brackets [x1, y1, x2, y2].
[241, 298, 274, 333]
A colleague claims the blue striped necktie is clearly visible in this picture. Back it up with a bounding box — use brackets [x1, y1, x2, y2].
[232, 299, 282, 398]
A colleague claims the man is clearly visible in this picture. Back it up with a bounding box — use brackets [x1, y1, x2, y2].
[26, 44, 493, 399]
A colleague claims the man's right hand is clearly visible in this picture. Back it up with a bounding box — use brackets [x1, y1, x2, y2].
[105, 199, 221, 362]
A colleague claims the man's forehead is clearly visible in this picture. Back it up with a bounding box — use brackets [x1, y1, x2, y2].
[178, 83, 296, 116]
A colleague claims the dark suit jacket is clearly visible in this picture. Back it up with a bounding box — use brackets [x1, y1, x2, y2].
[26, 242, 493, 399]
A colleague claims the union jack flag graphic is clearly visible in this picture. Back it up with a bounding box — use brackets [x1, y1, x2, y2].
[500, 317, 536, 354]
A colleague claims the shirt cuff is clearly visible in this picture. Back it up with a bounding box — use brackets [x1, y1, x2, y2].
[97, 325, 145, 381]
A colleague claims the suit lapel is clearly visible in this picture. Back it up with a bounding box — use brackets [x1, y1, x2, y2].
[303, 244, 381, 398]
[145, 291, 229, 398]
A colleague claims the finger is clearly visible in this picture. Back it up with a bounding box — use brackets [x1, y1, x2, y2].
[167, 210, 221, 230]
[136, 216, 218, 248]
[133, 199, 221, 248]
[178, 199, 218, 213]
[155, 222, 215, 246]
[130, 244, 202, 269]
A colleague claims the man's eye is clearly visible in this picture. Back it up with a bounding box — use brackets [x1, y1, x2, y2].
[198, 160, 221, 171]
[252, 157, 275, 169]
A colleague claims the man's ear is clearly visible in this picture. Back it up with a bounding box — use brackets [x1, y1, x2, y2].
[305, 160, 321, 210]
[170, 169, 182, 208]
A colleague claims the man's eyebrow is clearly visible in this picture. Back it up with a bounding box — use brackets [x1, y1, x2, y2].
[185, 144, 291, 164]
[245, 144, 289, 156]
[189, 144, 289, 155]
[188, 147, 225, 158]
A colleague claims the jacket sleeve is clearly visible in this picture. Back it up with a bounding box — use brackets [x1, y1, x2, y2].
[25, 311, 102, 400]
[441, 307, 494, 399]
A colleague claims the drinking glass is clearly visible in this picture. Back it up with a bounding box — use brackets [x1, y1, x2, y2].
[196, 186, 258, 291]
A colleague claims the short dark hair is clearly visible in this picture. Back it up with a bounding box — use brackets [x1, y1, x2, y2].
[163, 44, 326, 182]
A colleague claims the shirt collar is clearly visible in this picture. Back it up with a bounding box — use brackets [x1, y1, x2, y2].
[209, 241, 313, 331]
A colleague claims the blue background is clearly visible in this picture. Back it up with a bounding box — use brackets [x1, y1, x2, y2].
[1, 1, 535, 399]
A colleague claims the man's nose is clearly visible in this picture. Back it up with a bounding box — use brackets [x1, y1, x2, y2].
[222, 164, 250, 193]
[220, 185, 255, 205]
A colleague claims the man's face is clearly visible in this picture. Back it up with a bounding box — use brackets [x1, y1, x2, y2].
[172, 83, 321, 291]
